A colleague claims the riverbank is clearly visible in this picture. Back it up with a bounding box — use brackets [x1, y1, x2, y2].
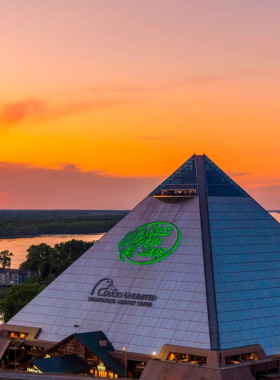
[0, 234, 104, 269]
[0, 233, 101, 240]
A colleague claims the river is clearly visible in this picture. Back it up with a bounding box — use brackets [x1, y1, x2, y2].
[0, 234, 104, 268]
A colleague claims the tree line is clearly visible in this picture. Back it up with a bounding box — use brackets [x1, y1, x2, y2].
[0, 210, 128, 238]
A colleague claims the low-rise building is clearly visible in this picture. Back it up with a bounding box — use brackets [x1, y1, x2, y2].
[0, 268, 35, 287]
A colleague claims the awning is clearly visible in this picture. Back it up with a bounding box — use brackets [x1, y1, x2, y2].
[32, 354, 91, 373]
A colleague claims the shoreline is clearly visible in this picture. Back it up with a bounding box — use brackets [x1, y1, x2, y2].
[0, 233, 106, 240]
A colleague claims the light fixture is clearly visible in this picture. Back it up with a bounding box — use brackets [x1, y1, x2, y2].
[152, 351, 157, 356]
[122, 347, 127, 379]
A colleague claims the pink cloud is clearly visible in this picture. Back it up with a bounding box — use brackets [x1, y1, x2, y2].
[0, 162, 163, 209]
[62, 164, 82, 172]
[0, 162, 278, 210]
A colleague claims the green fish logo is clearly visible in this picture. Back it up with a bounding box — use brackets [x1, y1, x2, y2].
[118, 222, 181, 265]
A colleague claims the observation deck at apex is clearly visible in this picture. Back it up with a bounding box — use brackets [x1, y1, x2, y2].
[2, 154, 280, 380]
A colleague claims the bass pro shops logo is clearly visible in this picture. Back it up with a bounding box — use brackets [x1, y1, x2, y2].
[88, 278, 157, 307]
[118, 221, 181, 265]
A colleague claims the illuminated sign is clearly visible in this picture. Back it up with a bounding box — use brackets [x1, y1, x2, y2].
[118, 222, 181, 265]
[97, 363, 106, 371]
[88, 278, 157, 307]
[27, 366, 42, 374]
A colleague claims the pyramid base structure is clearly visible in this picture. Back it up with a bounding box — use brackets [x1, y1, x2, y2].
[3, 153, 280, 378]
[0, 323, 280, 380]
[141, 345, 280, 380]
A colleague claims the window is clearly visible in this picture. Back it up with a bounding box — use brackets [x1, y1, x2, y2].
[85, 349, 98, 365]
[51, 345, 66, 356]
[153, 189, 196, 198]
[168, 352, 206, 364]
[225, 353, 257, 365]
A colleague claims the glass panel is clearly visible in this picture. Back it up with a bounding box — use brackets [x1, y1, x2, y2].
[204, 155, 248, 197]
[150, 155, 197, 195]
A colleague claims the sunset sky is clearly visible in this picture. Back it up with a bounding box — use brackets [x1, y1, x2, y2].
[1, 0, 280, 209]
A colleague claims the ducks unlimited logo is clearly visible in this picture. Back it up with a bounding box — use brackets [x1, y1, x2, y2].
[118, 222, 181, 265]
[88, 278, 157, 307]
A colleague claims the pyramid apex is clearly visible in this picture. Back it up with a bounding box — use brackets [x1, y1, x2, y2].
[151, 154, 248, 199]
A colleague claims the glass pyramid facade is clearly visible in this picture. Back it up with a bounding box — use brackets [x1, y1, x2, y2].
[7, 154, 280, 356]
[150, 154, 197, 195]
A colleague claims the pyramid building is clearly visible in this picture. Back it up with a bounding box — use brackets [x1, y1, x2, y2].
[7, 154, 280, 361]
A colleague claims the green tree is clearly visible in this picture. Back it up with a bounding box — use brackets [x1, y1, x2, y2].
[20, 239, 96, 280]
[39, 261, 52, 280]
[52, 239, 95, 276]
[0, 250, 13, 268]
[0, 282, 44, 322]
[19, 243, 54, 273]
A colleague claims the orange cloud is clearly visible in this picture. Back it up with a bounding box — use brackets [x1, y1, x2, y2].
[0, 75, 231, 127]
[227, 171, 252, 178]
[0, 96, 135, 127]
[1, 99, 46, 125]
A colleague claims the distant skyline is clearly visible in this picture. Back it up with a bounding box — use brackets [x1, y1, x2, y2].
[1, 0, 280, 209]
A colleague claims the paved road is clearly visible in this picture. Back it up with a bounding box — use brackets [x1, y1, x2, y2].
[0, 371, 114, 380]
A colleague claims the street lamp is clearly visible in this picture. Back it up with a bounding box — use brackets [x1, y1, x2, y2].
[152, 351, 157, 356]
[122, 347, 127, 379]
